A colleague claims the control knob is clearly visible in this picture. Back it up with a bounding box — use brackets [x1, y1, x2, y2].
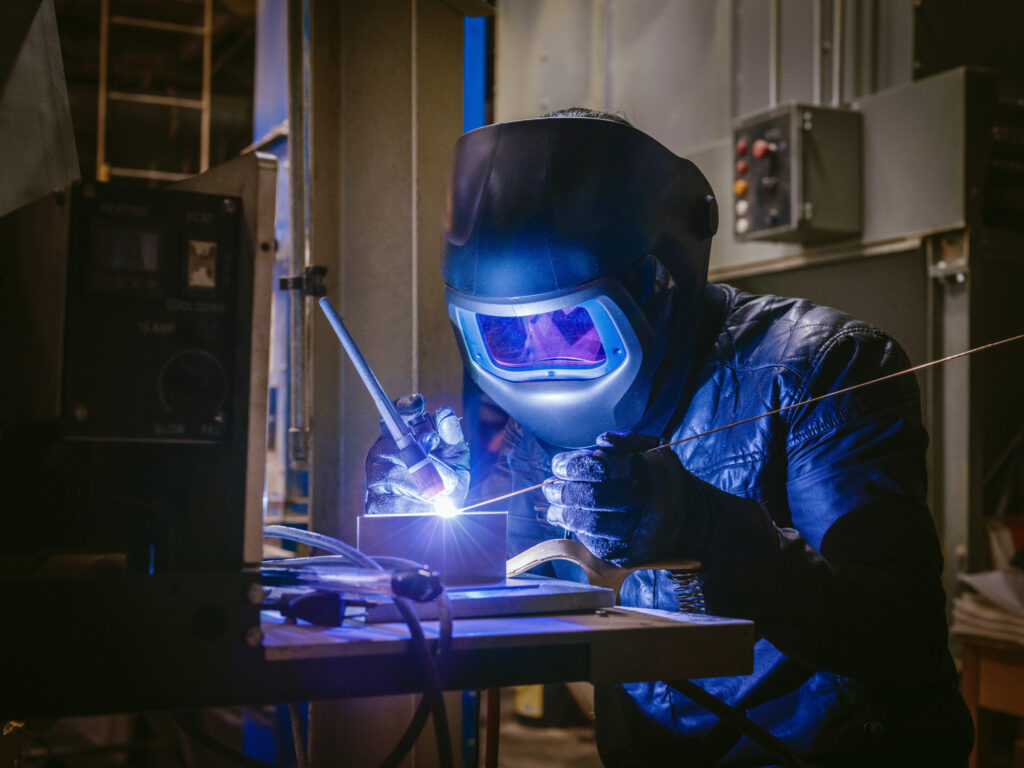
[157, 349, 229, 420]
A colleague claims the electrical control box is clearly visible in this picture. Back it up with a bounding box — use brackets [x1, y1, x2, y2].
[732, 103, 862, 244]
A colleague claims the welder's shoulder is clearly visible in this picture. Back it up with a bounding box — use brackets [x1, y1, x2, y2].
[710, 283, 913, 391]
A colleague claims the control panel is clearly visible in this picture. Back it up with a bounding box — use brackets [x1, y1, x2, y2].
[0, 152, 275, 576]
[62, 182, 243, 443]
[733, 103, 862, 244]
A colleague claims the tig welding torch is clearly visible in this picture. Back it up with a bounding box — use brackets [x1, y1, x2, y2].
[318, 297, 447, 500]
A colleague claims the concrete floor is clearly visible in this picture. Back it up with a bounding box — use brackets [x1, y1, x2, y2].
[492, 687, 603, 768]
[497, 718, 602, 768]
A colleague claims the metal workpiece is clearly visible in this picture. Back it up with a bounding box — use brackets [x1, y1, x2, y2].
[362, 576, 615, 623]
[506, 539, 700, 602]
[357, 511, 507, 587]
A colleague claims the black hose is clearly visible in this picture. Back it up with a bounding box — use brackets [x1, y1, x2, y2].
[379, 699, 432, 768]
[172, 713, 275, 768]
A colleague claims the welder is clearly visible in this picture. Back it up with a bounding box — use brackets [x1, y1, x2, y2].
[365, 109, 974, 767]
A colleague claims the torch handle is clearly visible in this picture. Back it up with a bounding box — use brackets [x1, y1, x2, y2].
[318, 297, 446, 500]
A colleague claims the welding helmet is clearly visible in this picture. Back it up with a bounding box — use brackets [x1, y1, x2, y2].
[442, 116, 718, 449]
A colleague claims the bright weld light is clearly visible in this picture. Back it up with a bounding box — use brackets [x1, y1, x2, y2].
[432, 496, 459, 518]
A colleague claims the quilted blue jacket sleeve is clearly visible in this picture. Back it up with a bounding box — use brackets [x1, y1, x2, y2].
[688, 324, 949, 695]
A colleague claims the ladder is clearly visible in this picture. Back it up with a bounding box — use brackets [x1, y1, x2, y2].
[96, 0, 213, 182]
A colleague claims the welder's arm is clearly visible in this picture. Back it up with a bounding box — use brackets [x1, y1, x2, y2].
[743, 331, 948, 692]
[683, 411, 948, 694]
[364, 393, 470, 515]
[549, 421, 947, 692]
[728, 411, 947, 692]
[549, 333, 950, 693]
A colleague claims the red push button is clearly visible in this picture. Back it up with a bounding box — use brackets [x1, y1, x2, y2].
[752, 139, 775, 159]
[736, 159, 748, 175]
[736, 138, 749, 157]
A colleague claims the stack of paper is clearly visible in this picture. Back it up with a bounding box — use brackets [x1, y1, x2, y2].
[952, 569, 1024, 645]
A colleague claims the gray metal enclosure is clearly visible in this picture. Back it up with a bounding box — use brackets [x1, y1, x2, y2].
[494, 0, 1024, 608]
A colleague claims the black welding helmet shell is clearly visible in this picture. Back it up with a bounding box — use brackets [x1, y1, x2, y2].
[443, 117, 718, 449]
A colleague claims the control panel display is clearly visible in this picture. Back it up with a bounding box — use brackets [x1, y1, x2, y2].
[95, 227, 160, 272]
[63, 183, 244, 443]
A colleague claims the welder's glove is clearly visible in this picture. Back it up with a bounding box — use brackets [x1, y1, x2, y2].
[364, 393, 470, 516]
[543, 431, 696, 567]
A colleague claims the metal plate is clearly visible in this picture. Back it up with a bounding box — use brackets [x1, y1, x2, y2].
[364, 575, 615, 623]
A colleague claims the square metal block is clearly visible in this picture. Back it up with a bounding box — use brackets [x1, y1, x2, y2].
[356, 511, 507, 587]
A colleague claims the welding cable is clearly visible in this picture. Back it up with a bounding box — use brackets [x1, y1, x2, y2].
[264, 525, 371, 568]
[371, 555, 455, 663]
[392, 596, 454, 768]
[320, 553, 455, 768]
[171, 713, 275, 768]
[262, 526, 454, 768]
[666, 679, 809, 768]
[374, 563, 454, 768]
[263, 553, 454, 662]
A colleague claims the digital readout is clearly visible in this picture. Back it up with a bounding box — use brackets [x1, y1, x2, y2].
[95, 226, 159, 272]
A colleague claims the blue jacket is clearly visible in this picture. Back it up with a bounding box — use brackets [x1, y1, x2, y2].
[485, 283, 974, 767]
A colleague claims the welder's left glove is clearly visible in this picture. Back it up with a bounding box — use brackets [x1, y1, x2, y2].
[544, 431, 699, 567]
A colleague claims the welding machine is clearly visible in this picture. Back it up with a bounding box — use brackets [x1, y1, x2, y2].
[0, 152, 276, 718]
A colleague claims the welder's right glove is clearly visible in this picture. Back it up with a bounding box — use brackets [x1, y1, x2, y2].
[543, 431, 691, 566]
[544, 430, 783, 618]
[364, 393, 470, 516]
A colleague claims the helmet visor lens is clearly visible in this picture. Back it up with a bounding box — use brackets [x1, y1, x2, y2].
[477, 306, 607, 370]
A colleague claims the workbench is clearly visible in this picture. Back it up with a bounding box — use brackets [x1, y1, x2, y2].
[263, 603, 755, 692]
[2, 573, 754, 719]
[960, 634, 1024, 768]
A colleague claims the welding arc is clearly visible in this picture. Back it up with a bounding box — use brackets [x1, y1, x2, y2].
[457, 332, 1024, 514]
